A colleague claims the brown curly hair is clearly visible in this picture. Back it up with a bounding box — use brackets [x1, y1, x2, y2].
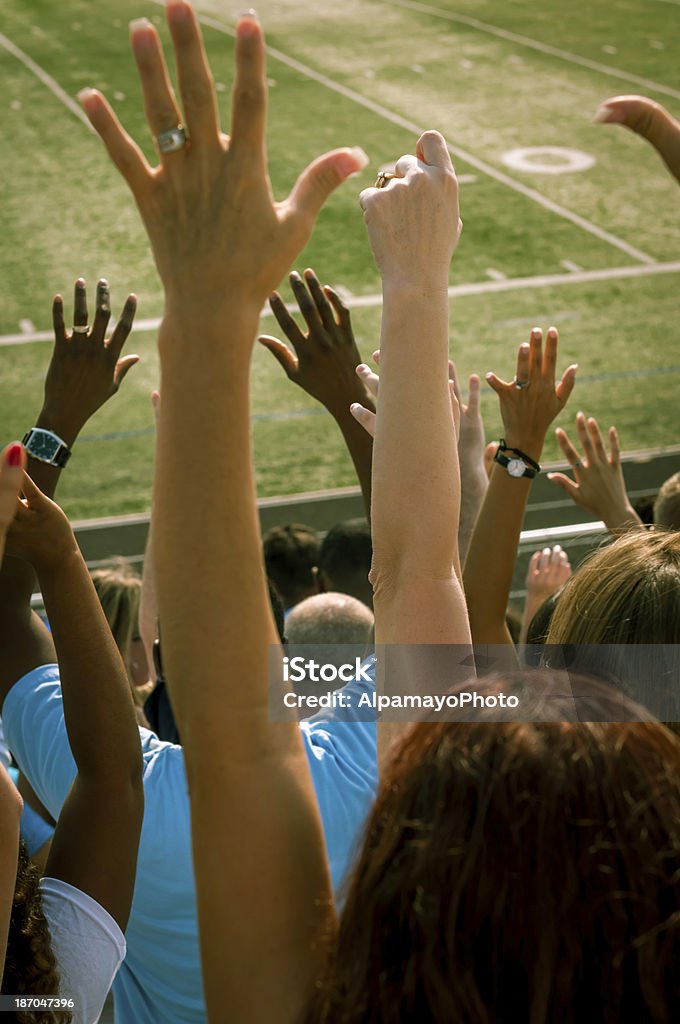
[2, 842, 71, 1024]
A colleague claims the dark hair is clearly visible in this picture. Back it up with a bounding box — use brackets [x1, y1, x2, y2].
[3, 842, 71, 1024]
[319, 519, 372, 607]
[306, 673, 680, 1023]
[263, 523, 319, 608]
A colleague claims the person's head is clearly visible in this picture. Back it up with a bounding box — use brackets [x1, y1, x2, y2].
[90, 559, 149, 697]
[546, 530, 680, 717]
[4, 841, 71, 1024]
[319, 518, 373, 609]
[285, 592, 374, 646]
[654, 471, 680, 531]
[307, 672, 680, 1023]
[263, 523, 320, 611]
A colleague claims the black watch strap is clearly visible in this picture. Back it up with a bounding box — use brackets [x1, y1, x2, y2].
[497, 439, 540, 472]
[22, 428, 72, 468]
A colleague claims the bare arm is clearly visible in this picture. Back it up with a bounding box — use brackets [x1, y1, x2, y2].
[7, 475, 143, 930]
[79, 6, 367, 1020]
[260, 269, 375, 519]
[463, 329, 577, 646]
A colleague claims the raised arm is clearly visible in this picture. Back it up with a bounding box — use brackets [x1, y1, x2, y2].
[259, 269, 375, 518]
[7, 474, 143, 929]
[0, 279, 138, 697]
[463, 328, 577, 645]
[547, 413, 643, 535]
[79, 5, 367, 1020]
[357, 133, 469, 645]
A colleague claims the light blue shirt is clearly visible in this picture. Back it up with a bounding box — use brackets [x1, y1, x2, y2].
[3, 663, 377, 1024]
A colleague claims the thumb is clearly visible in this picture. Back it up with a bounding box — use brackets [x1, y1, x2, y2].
[349, 402, 376, 438]
[594, 95, 680, 184]
[547, 472, 580, 503]
[258, 336, 298, 378]
[19, 470, 47, 507]
[415, 130, 454, 172]
[114, 355, 140, 387]
[287, 147, 369, 224]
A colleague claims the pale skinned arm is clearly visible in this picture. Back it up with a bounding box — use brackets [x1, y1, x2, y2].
[355, 132, 470, 646]
[79, 5, 368, 1020]
[463, 329, 577, 646]
[7, 474, 143, 930]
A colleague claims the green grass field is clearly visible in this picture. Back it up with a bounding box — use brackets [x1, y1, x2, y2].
[1, 0, 678, 519]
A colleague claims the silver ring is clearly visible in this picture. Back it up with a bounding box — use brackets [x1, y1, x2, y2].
[513, 377, 530, 390]
[156, 125, 187, 154]
[72, 325, 89, 334]
[374, 172, 396, 188]
[573, 460, 582, 470]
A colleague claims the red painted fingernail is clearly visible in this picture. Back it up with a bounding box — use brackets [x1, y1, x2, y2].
[6, 443, 23, 467]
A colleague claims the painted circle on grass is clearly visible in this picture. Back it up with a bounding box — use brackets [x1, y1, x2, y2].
[501, 147, 595, 175]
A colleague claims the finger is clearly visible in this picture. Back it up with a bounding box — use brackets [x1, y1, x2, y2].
[538, 547, 551, 571]
[18, 470, 45, 506]
[466, 374, 481, 416]
[449, 380, 461, 437]
[356, 363, 379, 398]
[229, 13, 266, 162]
[587, 416, 607, 464]
[527, 328, 542, 379]
[77, 89, 152, 197]
[288, 147, 369, 224]
[151, 390, 161, 426]
[547, 472, 580, 502]
[593, 96, 680, 184]
[268, 291, 306, 349]
[549, 544, 563, 565]
[542, 326, 558, 380]
[555, 363, 578, 410]
[166, 0, 220, 144]
[483, 441, 498, 479]
[450, 362, 463, 408]
[107, 295, 138, 361]
[0, 444, 26, 494]
[484, 371, 507, 396]
[73, 278, 88, 331]
[527, 550, 541, 576]
[393, 153, 419, 178]
[555, 427, 583, 471]
[415, 130, 454, 172]
[323, 286, 352, 333]
[349, 402, 376, 438]
[113, 355, 140, 388]
[129, 18, 184, 154]
[304, 269, 337, 335]
[92, 278, 112, 339]
[290, 271, 325, 341]
[359, 186, 378, 214]
[52, 295, 67, 348]
[609, 426, 621, 466]
[372, 350, 381, 365]
[258, 336, 299, 378]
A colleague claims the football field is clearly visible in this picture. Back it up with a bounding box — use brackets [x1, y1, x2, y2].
[0, 0, 678, 519]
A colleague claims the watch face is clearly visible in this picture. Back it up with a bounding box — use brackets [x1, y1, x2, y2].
[507, 458, 526, 478]
[29, 431, 60, 460]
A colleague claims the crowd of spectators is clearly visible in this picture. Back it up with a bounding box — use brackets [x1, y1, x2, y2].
[0, 3, 679, 1022]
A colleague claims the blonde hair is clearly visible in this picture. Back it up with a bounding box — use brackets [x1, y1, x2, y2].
[546, 530, 680, 718]
[90, 559, 150, 707]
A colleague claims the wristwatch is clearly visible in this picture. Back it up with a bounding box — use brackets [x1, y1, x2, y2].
[493, 439, 540, 479]
[22, 428, 72, 468]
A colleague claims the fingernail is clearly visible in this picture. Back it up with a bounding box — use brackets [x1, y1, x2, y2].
[167, 2, 191, 24]
[6, 443, 23, 468]
[485, 372, 493, 380]
[350, 403, 361, 414]
[290, 270, 301, 282]
[593, 104, 623, 124]
[129, 17, 154, 40]
[239, 8, 259, 20]
[77, 87, 98, 106]
[238, 9, 260, 35]
[336, 147, 370, 179]
[356, 364, 369, 374]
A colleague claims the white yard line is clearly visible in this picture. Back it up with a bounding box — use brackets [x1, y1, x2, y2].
[380, 0, 680, 102]
[0, 31, 93, 130]
[3, 260, 679, 346]
[174, 5, 655, 266]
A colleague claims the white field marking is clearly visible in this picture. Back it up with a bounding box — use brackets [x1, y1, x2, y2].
[501, 147, 596, 175]
[485, 268, 507, 281]
[560, 259, 583, 273]
[145, 0, 655, 265]
[380, 0, 680, 102]
[18, 319, 35, 333]
[0, 31, 94, 131]
[651, 0, 680, 6]
[3, 260, 680, 346]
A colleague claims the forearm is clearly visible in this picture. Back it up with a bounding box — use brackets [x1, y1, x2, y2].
[457, 463, 488, 565]
[331, 405, 374, 521]
[604, 503, 643, 535]
[139, 497, 158, 678]
[37, 548, 141, 778]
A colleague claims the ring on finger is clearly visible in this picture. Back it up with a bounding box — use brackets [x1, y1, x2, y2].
[156, 125, 188, 154]
[72, 325, 89, 334]
[512, 377, 530, 390]
[374, 172, 396, 188]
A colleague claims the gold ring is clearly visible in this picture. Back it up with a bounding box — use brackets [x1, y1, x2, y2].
[374, 172, 396, 188]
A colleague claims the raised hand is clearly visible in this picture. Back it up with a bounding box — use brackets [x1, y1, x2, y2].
[0, 443, 26, 563]
[520, 544, 571, 645]
[259, 269, 373, 414]
[40, 278, 138, 444]
[485, 327, 578, 464]
[78, 6, 368, 323]
[547, 413, 642, 533]
[594, 95, 680, 185]
[6, 472, 78, 574]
